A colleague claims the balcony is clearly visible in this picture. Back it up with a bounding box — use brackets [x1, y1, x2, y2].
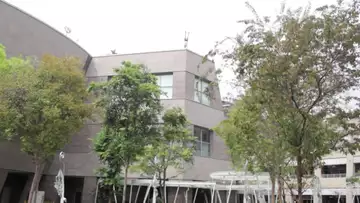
[320, 164, 347, 188]
[321, 164, 346, 178]
[321, 173, 346, 178]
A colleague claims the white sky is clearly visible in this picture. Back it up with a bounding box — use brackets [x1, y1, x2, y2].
[6, 0, 334, 99]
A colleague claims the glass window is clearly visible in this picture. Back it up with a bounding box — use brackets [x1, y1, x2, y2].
[201, 130, 210, 142]
[194, 77, 211, 106]
[202, 94, 210, 106]
[161, 87, 173, 99]
[156, 74, 173, 99]
[194, 126, 201, 139]
[201, 143, 210, 157]
[159, 75, 173, 87]
[194, 126, 211, 157]
[196, 141, 202, 154]
[194, 79, 200, 90]
[201, 82, 209, 92]
[194, 92, 201, 103]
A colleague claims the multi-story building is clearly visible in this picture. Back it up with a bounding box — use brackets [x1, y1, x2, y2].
[309, 152, 360, 203]
[5, 1, 360, 203]
[0, 1, 232, 203]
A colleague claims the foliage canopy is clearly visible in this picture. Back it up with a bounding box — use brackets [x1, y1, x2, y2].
[92, 61, 163, 203]
[213, 0, 360, 202]
[132, 107, 195, 203]
[0, 45, 93, 203]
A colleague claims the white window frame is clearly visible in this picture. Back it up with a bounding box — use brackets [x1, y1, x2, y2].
[194, 78, 211, 105]
[156, 74, 173, 99]
[194, 126, 211, 157]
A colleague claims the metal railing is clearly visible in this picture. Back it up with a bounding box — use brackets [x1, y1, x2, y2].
[321, 173, 346, 178]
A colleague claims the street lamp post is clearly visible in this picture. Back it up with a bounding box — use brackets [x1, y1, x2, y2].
[54, 151, 66, 203]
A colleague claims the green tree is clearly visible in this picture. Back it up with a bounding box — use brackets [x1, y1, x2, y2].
[91, 61, 162, 203]
[94, 129, 124, 203]
[215, 1, 360, 202]
[346, 176, 360, 202]
[214, 90, 290, 203]
[0, 47, 93, 203]
[132, 107, 196, 203]
[0, 45, 34, 140]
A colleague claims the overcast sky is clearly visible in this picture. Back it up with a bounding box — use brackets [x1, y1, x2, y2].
[6, 0, 334, 99]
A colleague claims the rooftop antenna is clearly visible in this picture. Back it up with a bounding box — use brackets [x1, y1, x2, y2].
[64, 26, 71, 36]
[111, 49, 117, 54]
[184, 31, 190, 49]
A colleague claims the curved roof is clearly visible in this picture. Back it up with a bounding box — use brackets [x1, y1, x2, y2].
[0, 0, 92, 72]
[1, 0, 91, 57]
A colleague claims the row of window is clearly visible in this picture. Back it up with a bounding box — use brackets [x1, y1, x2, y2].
[109, 73, 211, 105]
[284, 164, 360, 178]
[157, 74, 211, 106]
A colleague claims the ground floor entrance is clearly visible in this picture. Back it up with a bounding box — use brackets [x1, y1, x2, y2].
[0, 172, 30, 203]
[0, 169, 97, 203]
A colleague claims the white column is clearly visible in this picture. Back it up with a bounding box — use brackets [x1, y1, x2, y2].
[346, 154, 354, 203]
[313, 168, 322, 203]
[284, 194, 292, 203]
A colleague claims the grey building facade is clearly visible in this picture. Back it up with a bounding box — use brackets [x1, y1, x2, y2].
[0, 1, 232, 203]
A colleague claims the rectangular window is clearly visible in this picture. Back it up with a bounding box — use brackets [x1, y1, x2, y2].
[156, 74, 173, 99]
[194, 126, 211, 157]
[194, 78, 211, 105]
[321, 164, 346, 178]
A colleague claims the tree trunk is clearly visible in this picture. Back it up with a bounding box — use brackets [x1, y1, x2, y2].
[157, 172, 164, 203]
[281, 181, 286, 203]
[113, 185, 118, 203]
[277, 178, 282, 203]
[271, 176, 276, 203]
[296, 155, 303, 203]
[108, 192, 112, 203]
[163, 169, 167, 203]
[158, 181, 162, 203]
[122, 165, 129, 203]
[27, 159, 43, 203]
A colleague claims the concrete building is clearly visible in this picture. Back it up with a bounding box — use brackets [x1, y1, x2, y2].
[307, 152, 360, 203]
[0, 1, 232, 203]
[5, 1, 360, 203]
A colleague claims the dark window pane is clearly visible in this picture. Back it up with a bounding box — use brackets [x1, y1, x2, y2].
[201, 129, 210, 142]
[194, 79, 200, 90]
[194, 127, 201, 140]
